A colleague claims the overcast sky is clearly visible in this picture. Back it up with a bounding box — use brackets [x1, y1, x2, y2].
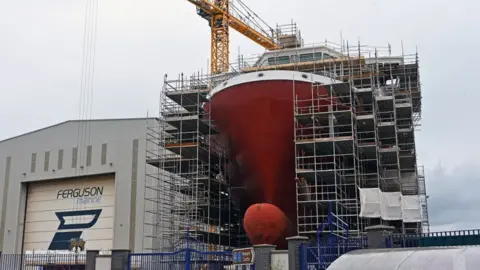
[1, 0, 479, 232]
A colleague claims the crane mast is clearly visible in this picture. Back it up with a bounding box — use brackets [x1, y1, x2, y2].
[187, 0, 289, 74]
[211, 0, 230, 74]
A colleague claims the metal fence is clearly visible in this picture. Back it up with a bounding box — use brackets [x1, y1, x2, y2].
[300, 237, 367, 270]
[386, 229, 480, 248]
[299, 228, 480, 269]
[128, 249, 232, 270]
[0, 253, 86, 270]
[299, 202, 367, 270]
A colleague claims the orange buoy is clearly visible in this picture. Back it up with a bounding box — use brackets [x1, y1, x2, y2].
[243, 203, 288, 245]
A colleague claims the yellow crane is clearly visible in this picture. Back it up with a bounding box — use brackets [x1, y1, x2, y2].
[186, 0, 283, 74]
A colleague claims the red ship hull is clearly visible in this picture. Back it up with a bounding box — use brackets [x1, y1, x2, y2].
[208, 72, 337, 248]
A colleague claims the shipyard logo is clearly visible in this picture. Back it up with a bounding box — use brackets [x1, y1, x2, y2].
[57, 186, 104, 205]
[48, 209, 102, 250]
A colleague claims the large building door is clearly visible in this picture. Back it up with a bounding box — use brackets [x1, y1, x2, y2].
[23, 174, 115, 252]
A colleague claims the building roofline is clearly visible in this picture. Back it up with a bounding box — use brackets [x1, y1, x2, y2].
[0, 117, 159, 144]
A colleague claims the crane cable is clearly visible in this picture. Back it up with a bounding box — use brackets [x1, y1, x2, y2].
[73, 0, 99, 228]
[233, 0, 274, 37]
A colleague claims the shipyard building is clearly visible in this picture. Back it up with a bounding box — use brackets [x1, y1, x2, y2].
[0, 118, 161, 253]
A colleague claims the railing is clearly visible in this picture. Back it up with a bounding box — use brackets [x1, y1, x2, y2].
[295, 125, 353, 141]
[376, 112, 395, 124]
[162, 131, 223, 153]
[394, 97, 412, 107]
[164, 74, 213, 93]
[297, 185, 350, 202]
[386, 230, 480, 248]
[162, 108, 205, 118]
[355, 106, 374, 116]
[164, 131, 205, 145]
[296, 157, 334, 172]
[396, 121, 414, 131]
[300, 237, 368, 270]
[231, 40, 418, 71]
[129, 231, 233, 270]
[356, 131, 376, 146]
[296, 154, 355, 171]
[300, 228, 480, 269]
[0, 253, 86, 270]
[299, 202, 368, 270]
[129, 249, 232, 270]
[398, 146, 415, 158]
[295, 98, 352, 116]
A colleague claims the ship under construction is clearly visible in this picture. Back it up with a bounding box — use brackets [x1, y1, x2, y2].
[142, 0, 429, 252]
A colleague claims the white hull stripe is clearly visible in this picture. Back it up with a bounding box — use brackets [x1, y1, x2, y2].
[210, 70, 344, 98]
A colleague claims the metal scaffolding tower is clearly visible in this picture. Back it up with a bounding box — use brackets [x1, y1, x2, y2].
[294, 80, 361, 236]
[273, 41, 425, 237]
[417, 166, 430, 233]
[143, 74, 241, 252]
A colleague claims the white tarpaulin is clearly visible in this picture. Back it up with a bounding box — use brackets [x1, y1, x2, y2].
[381, 192, 402, 220]
[327, 246, 480, 270]
[359, 188, 422, 222]
[359, 188, 381, 218]
[402, 195, 422, 222]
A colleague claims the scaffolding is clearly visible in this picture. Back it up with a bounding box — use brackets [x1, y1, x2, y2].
[294, 78, 361, 236]
[143, 73, 241, 252]
[276, 41, 426, 237]
[417, 166, 430, 233]
[143, 37, 427, 249]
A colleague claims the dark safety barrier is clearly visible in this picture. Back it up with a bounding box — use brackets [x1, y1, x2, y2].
[299, 202, 367, 270]
[300, 237, 367, 270]
[386, 229, 480, 248]
[0, 253, 86, 270]
[300, 229, 480, 269]
[128, 249, 232, 270]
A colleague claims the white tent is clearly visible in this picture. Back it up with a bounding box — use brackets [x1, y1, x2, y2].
[358, 188, 422, 222]
[327, 246, 480, 270]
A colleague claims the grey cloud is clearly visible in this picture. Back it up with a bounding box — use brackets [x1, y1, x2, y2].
[427, 163, 480, 231]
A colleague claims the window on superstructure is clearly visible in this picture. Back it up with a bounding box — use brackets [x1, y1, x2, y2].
[323, 53, 333, 60]
[258, 58, 268, 67]
[267, 56, 290, 65]
[299, 53, 313, 62]
[299, 52, 323, 62]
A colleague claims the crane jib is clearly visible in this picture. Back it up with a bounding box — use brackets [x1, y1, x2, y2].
[186, 0, 281, 73]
